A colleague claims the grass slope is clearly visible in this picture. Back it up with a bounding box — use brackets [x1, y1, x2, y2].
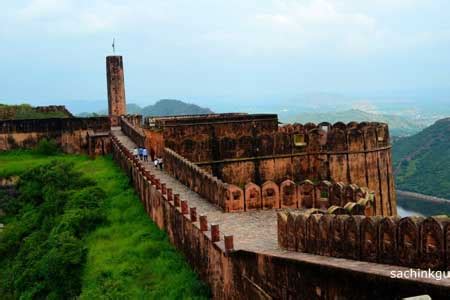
[393, 117, 450, 199]
[0, 151, 209, 299]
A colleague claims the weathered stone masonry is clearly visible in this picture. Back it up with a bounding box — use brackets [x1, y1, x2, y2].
[111, 132, 450, 299]
[278, 211, 450, 271]
[147, 114, 396, 216]
[0, 117, 110, 155]
[164, 146, 374, 215]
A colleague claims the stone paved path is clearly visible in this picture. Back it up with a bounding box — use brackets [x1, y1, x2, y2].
[112, 128, 279, 252]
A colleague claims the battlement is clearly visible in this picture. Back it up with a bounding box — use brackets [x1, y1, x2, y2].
[0, 117, 109, 133]
[145, 113, 276, 128]
[120, 116, 145, 147]
[166, 120, 391, 164]
[116, 111, 396, 216]
[0, 117, 110, 154]
[278, 211, 450, 270]
[164, 145, 375, 214]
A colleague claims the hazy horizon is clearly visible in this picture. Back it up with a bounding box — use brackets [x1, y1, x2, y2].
[2, 0, 450, 111]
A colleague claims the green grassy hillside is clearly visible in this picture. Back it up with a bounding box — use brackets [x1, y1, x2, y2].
[393, 117, 450, 199]
[80, 99, 213, 117]
[0, 150, 209, 299]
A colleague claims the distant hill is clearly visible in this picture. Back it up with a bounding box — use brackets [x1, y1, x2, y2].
[0, 104, 72, 120]
[140, 99, 213, 116]
[79, 99, 213, 117]
[393, 117, 450, 199]
[293, 109, 427, 137]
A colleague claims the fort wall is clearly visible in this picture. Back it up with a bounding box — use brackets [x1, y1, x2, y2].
[192, 121, 396, 216]
[278, 211, 450, 271]
[139, 114, 397, 216]
[120, 116, 146, 147]
[165, 145, 375, 214]
[0, 117, 110, 154]
[111, 135, 449, 299]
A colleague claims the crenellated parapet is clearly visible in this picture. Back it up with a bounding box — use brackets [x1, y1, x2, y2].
[120, 116, 146, 147]
[118, 113, 397, 216]
[278, 212, 450, 270]
[277, 121, 390, 151]
[224, 179, 374, 214]
[168, 120, 391, 161]
[164, 145, 376, 214]
[0, 117, 110, 154]
[164, 147, 228, 210]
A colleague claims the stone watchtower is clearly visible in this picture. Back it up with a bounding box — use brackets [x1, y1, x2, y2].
[106, 56, 126, 126]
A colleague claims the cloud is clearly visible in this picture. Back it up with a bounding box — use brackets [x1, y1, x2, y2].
[10, 0, 171, 35]
[3, 0, 449, 57]
[18, 0, 73, 20]
[202, 0, 381, 56]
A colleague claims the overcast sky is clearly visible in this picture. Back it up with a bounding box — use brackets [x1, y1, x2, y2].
[1, 0, 450, 107]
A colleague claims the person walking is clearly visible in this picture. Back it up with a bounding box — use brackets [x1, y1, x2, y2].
[143, 148, 148, 162]
[133, 147, 139, 158]
[154, 157, 159, 168]
[138, 147, 143, 160]
[158, 157, 163, 170]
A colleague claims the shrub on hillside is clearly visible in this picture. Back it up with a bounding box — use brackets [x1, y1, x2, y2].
[0, 161, 106, 299]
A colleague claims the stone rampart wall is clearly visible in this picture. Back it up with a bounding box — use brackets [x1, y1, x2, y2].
[0, 117, 110, 153]
[165, 146, 375, 214]
[197, 121, 396, 216]
[226, 179, 374, 214]
[120, 116, 146, 147]
[164, 147, 228, 210]
[278, 211, 450, 271]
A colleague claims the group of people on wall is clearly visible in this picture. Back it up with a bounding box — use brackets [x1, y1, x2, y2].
[133, 147, 163, 170]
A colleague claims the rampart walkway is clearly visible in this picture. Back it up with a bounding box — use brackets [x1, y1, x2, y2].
[112, 127, 279, 252]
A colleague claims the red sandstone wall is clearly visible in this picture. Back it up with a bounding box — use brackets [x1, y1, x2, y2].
[164, 147, 228, 210]
[278, 211, 450, 271]
[123, 116, 396, 216]
[120, 117, 146, 147]
[111, 136, 449, 300]
[161, 114, 278, 163]
[0, 117, 110, 154]
[198, 121, 396, 216]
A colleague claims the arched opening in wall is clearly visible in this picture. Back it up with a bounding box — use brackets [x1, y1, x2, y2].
[293, 134, 306, 147]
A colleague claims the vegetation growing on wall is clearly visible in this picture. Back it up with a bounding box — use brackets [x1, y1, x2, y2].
[0, 151, 209, 299]
[0, 104, 71, 120]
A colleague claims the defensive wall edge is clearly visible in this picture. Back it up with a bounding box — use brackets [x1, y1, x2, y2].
[111, 134, 450, 299]
[164, 146, 375, 215]
[0, 117, 111, 154]
[278, 211, 450, 271]
[163, 120, 396, 216]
